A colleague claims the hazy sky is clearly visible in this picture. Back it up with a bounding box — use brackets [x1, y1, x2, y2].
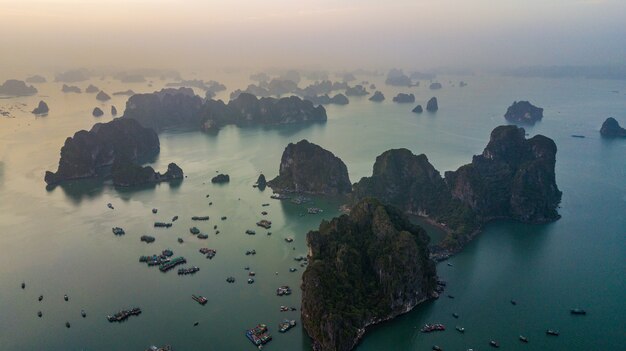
[1, 0, 625, 72]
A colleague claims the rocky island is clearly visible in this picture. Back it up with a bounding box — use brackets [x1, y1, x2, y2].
[25, 75, 47, 83]
[44, 118, 160, 186]
[392, 93, 415, 103]
[344, 85, 368, 96]
[429, 82, 442, 90]
[32, 101, 49, 115]
[0, 79, 38, 96]
[351, 125, 562, 255]
[385, 69, 413, 86]
[426, 97, 438, 112]
[111, 160, 183, 187]
[92, 107, 104, 117]
[96, 91, 111, 101]
[122, 89, 326, 132]
[369, 91, 385, 102]
[305, 94, 349, 106]
[599, 117, 626, 137]
[211, 174, 230, 184]
[412, 105, 423, 113]
[62, 84, 82, 93]
[85, 84, 99, 93]
[301, 198, 437, 351]
[267, 140, 351, 195]
[504, 101, 543, 125]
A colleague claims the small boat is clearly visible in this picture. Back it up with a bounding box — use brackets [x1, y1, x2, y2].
[510, 299, 517, 305]
[65, 322, 71, 328]
[37, 311, 42, 317]
[64, 294, 68, 301]
[519, 335, 529, 343]
[571, 135, 586, 138]
[432, 346, 443, 351]
[81, 310, 86, 318]
[452, 313, 459, 318]
[289, 268, 297, 272]
[39, 295, 43, 301]
[456, 326, 465, 333]
[152, 208, 158, 214]
[226, 276, 236, 283]
[107, 203, 114, 209]
[172, 216, 179, 222]
[447, 262, 453, 267]
[447, 295, 455, 299]
[248, 278, 255, 284]
[192, 295, 208, 305]
[570, 308, 586, 315]
[177, 238, 184, 243]
[489, 340, 499, 348]
[221, 216, 227, 220]
[21, 282, 25, 289]
[546, 329, 559, 336]
[194, 321, 199, 326]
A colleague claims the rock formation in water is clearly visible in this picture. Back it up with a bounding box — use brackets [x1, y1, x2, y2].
[351, 125, 561, 254]
[25, 75, 46, 83]
[426, 97, 438, 112]
[345, 85, 369, 96]
[267, 140, 351, 195]
[392, 93, 415, 103]
[55, 70, 89, 83]
[301, 198, 437, 351]
[96, 91, 111, 101]
[112, 90, 135, 96]
[111, 159, 183, 187]
[504, 101, 543, 125]
[32, 101, 49, 115]
[122, 89, 326, 132]
[0, 80, 38, 96]
[412, 105, 423, 113]
[211, 174, 230, 184]
[45, 118, 160, 186]
[369, 91, 385, 102]
[459, 81, 468, 87]
[85, 84, 99, 93]
[111, 106, 118, 116]
[599, 117, 626, 137]
[385, 69, 413, 86]
[62, 84, 82, 93]
[92, 107, 104, 117]
[256, 174, 267, 190]
[305, 94, 349, 106]
[429, 82, 442, 90]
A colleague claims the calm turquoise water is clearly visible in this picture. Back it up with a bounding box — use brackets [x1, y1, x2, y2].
[0, 73, 624, 350]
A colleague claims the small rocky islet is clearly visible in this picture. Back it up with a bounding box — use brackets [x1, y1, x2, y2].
[600, 117, 626, 137]
[504, 100, 543, 125]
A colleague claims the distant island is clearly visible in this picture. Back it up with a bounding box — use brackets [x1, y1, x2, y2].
[44, 118, 160, 186]
[62, 84, 82, 93]
[0, 79, 38, 96]
[32, 101, 49, 115]
[369, 91, 385, 102]
[504, 101, 543, 125]
[111, 159, 183, 187]
[25, 75, 47, 83]
[392, 93, 415, 103]
[122, 88, 327, 132]
[301, 198, 436, 351]
[600, 117, 626, 137]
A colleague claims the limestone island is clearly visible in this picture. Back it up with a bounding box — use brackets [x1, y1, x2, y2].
[111, 106, 118, 116]
[301, 198, 436, 351]
[392, 93, 415, 103]
[32, 101, 49, 115]
[62, 84, 82, 93]
[305, 94, 349, 106]
[600, 117, 626, 138]
[211, 174, 230, 184]
[351, 125, 562, 258]
[112, 159, 183, 187]
[122, 88, 326, 132]
[429, 82, 442, 90]
[412, 104, 423, 113]
[426, 97, 438, 112]
[385, 69, 413, 87]
[92, 107, 104, 117]
[96, 91, 111, 101]
[25, 75, 47, 83]
[44, 118, 160, 186]
[369, 91, 385, 102]
[267, 140, 351, 195]
[345, 85, 369, 96]
[0, 79, 38, 96]
[504, 101, 543, 125]
[85, 84, 99, 93]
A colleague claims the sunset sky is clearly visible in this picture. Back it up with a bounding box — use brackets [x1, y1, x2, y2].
[1, 0, 624, 71]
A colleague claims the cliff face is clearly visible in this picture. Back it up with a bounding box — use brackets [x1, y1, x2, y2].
[445, 125, 562, 223]
[600, 117, 626, 137]
[301, 198, 436, 351]
[122, 90, 326, 132]
[352, 125, 561, 251]
[267, 140, 351, 195]
[45, 118, 160, 185]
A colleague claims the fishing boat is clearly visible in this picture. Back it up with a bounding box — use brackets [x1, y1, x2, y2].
[246, 324, 272, 346]
[432, 346, 443, 351]
[65, 322, 70, 328]
[192, 295, 207, 305]
[64, 294, 68, 301]
[456, 326, 465, 333]
[39, 295, 43, 301]
[81, 310, 86, 318]
[452, 313, 459, 318]
[489, 340, 499, 348]
[519, 335, 529, 343]
[21, 282, 25, 289]
[37, 311, 42, 317]
[570, 308, 586, 315]
[546, 329, 559, 336]
[278, 319, 296, 333]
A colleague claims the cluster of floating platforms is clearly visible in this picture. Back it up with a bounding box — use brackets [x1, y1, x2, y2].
[246, 324, 272, 346]
[140, 235, 155, 243]
[112, 227, 125, 235]
[107, 307, 141, 322]
[154, 222, 173, 228]
[279, 319, 296, 333]
[421, 323, 446, 333]
[191, 216, 210, 221]
[199, 248, 216, 259]
[192, 295, 207, 305]
[256, 220, 272, 229]
[139, 249, 174, 266]
[159, 257, 186, 272]
[276, 286, 292, 296]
